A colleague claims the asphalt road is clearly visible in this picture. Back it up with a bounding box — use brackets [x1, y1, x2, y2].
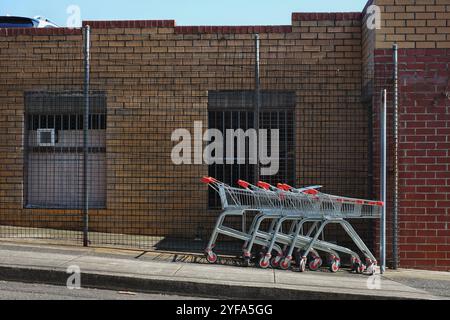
[0, 280, 206, 300]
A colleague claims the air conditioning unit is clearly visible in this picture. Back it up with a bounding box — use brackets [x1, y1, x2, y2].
[37, 128, 55, 146]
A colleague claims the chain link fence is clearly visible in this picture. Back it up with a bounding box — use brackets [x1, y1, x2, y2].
[0, 25, 378, 257]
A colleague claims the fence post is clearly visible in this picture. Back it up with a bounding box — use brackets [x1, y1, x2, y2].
[392, 43, 399, 269]
[83, 25, 90, 247]
[254, 33, 261, 183]
[380, 89, 387, 274]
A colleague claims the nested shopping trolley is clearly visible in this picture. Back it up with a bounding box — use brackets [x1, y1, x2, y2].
[201, 176, 383, 275]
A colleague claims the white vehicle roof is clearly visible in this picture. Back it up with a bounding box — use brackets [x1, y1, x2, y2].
[0, 16, 58, 28]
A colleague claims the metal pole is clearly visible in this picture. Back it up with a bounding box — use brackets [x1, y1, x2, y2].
[380, 89, 387, 274]
[83, 25, 90, 247]
[254, 33, 261, 183]
[392, 43, 399, 269]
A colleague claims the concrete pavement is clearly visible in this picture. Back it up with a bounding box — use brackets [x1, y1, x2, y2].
[0, 241, 448, 300]
[382, 269, 450, 298]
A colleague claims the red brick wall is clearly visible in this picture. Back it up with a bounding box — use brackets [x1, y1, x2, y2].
[366, 0, 450, 271]
[374, 48, 450, 270]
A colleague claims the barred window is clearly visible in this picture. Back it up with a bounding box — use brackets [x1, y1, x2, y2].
[207, 91, 296, 208]
[24, 91, 107, 209]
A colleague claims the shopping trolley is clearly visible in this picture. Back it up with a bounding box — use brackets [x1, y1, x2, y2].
[202, 177, 383, 275]
[232, 179, 381, 274]
[262, 182, 383, 274]
[237, 180, 352, 272]
[202, 177, 354, 272]
[239, 181, 361, 273]
[201, 176, 286, 263]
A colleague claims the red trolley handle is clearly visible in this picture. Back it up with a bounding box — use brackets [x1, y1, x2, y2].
[257, 181, 271, 190]
[201, 176, 218, 184]
[277, 183, 292, 191]
[237, 179, 251, 189]
[302, 189, 319, 196]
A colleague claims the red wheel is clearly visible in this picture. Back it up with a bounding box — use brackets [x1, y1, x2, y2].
[357, 264, 366, 274]
[330, 261, 340, 273]
[329, 257, 340, 273]
[280, 258, 291, 270]
[206, 251, 217, 264]
[308, 257, 322, 271]
[270, 256, 281, 268]
[351, 257, 361, 272]
[259, 257, 270, 269]
[354, 262, 365, 274]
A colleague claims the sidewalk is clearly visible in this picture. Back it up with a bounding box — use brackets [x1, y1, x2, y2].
[0, 241, 448, 300]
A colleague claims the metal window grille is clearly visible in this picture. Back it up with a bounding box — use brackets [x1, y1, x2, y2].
[207, 91, 296, 208]
[24, 91, 107, 209]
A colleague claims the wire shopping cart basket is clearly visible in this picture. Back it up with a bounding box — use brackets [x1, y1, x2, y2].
[202, 177, 383, 275]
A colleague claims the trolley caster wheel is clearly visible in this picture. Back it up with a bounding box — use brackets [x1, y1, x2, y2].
[365, 264, 376, 275]
[298, 258, 307, 272]
[357, 264, 366, 274]
[206, 251, 217, 264]
[351, 257, 361, 272]
[330, 259, 340, 273]
[308, 257, 322, 271]
[280, 257, 292, 270]
[354, 262, 366, 274]
[259, 256, 270, 269]
[365, 259, 376, 275]
[270, 256, 282, 268]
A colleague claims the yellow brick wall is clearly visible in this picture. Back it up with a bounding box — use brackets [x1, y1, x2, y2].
[0, 15, 368, 242]
[370, 0, 450, 49]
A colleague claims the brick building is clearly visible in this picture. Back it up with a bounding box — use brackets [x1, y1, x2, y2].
[0, 0, 449, 270]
